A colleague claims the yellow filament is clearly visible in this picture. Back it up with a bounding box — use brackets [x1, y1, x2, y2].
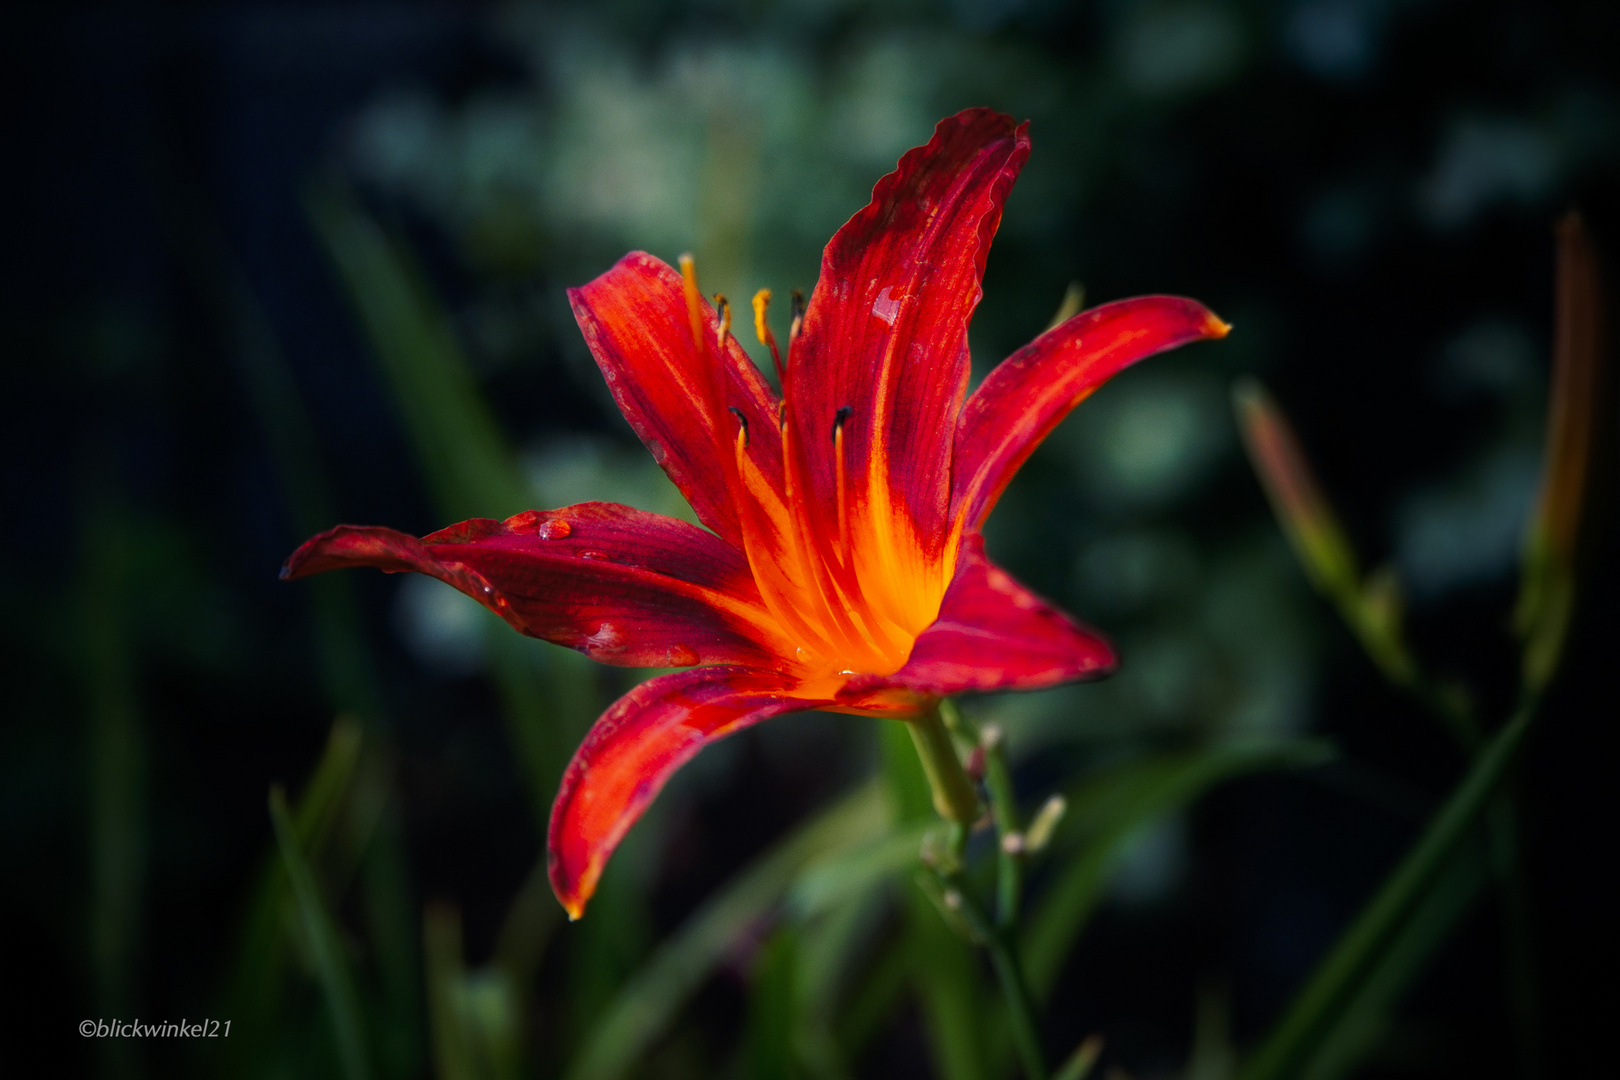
[752, 289, 785, 384]
[677, 254, 707, 357]
[771, 406, 881, 666]
[834, 419, 850, 565]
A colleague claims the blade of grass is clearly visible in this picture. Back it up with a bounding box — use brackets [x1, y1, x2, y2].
[270, 784, 373, 1080]
[1240, 703, 1538, 1080]
[226, 718, 368, 1077]
[566, 781, 890, 1080]
[908, 885, 989, 1080]
[795, 888, 885, 1080]
[744, 926, 802, 1080]
[80, 499, 146, 1080]
[358, 801, 424, 1080]
[307, 185, 596, 825]
[424, 903, 483, 1080]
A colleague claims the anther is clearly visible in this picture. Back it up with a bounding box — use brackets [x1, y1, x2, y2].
[831, 405, 852, 443]
[713, 294, 732, 340]
[789, 289, 805, 342]
[728, 406, 749, 446]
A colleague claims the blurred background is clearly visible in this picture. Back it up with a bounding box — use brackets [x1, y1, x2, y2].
[3, 1, 1615, 1077]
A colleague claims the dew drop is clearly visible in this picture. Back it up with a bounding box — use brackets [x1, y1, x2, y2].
[871, 286, 901, 326]
[795, 647, 809, 661]
[579, 549, 611, 561]
[537, 518, 572, 540]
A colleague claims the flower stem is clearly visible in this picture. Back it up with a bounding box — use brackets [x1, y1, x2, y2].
[990, 933, 1050, 1080]
[982, 733, 1023, 930]
[908, 704, 979, 825]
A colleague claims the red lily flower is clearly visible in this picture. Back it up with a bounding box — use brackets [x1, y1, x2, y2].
[284, 108, 1228, 918]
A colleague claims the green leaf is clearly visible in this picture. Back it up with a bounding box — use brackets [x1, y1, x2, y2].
[306, 186, 528, 521]
[424, 903, 523, 1080]
[1240, 706, 1537, 1080]
[307, 185, 598, 828]
[1025, 739, 1332, 997]
[908, 884, 989, 1080]
[566, 782, 890, 1080]
[744, 927, 802, 1080]
[79, 501, 146, 1080]
[270, 784, 373, 1080]
[225, 717, 367, 1075]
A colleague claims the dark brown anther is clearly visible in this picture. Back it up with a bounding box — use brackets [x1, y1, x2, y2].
[728, 406, 749, 446]
[789, 289, 806, 341]
[832, 405, 852, 443]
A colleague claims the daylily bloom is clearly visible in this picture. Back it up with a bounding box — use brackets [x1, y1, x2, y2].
[283, 108, 1228, 918]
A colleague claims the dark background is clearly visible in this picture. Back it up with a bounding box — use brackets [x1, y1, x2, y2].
[3, 1, 1615, 1077]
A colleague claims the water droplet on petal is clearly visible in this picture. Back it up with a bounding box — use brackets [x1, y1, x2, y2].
[579, 549, 611, 561]
[585, 621, 625, 656]
[537, 518, 572, 540]
[871, 286, 901, 326]
[795, 647, 809, 661]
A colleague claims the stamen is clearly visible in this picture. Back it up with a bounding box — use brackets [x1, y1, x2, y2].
[833, 407, 851, 563]
[789, 288, 805, 343]
[728, 406, 748, 446]
[713, 294, 732, 341]
[752, 289, 786, 386]
[677, 254, 707, 356]
[831, 405, 853, 443]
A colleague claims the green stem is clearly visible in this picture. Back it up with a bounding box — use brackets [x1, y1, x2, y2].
[989, 934, 1049, 1080]
[983, 736, 1023, 930]
[936, 874, 1049, 1080]
[908, 705, 980, 826]
[1489, 784, 1546, 1080]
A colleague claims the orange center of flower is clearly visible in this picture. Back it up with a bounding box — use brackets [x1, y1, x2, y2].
[680, 257, 953, 683]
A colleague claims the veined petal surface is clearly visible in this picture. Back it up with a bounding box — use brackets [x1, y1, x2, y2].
[952, 296, 1229, 531]
[281, 502, 787, 668]
[790, 108, 1030, 587]
[862, 535, 1116, 696]
[570, 252, 785, 548]
[548, 666, 829, 918]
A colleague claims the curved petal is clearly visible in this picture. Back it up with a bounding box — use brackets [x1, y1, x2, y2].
[952, 296, 1230, 531]
[548, 666, 828, 918]
[569, 252, 784, 548]
[846, 535, 1115, 698]
[281, 503, 790, 668]
[790, 108, 1030, 558]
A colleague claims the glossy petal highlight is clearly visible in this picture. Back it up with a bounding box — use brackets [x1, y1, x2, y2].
[282, 503, 788, 668]
[548, 667, 829, 918]
[789, 108, 1030, 627]
[952, 296, 1230, 531]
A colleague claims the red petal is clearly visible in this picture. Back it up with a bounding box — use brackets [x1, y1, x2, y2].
[853, 535, 1115, 697]
[790, 108, 1030, 549]
[281, 503, 789, 668]
[952, 296, 1229, 531]
[569, 252, 784, 548]
[548, 666, 824, 918]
